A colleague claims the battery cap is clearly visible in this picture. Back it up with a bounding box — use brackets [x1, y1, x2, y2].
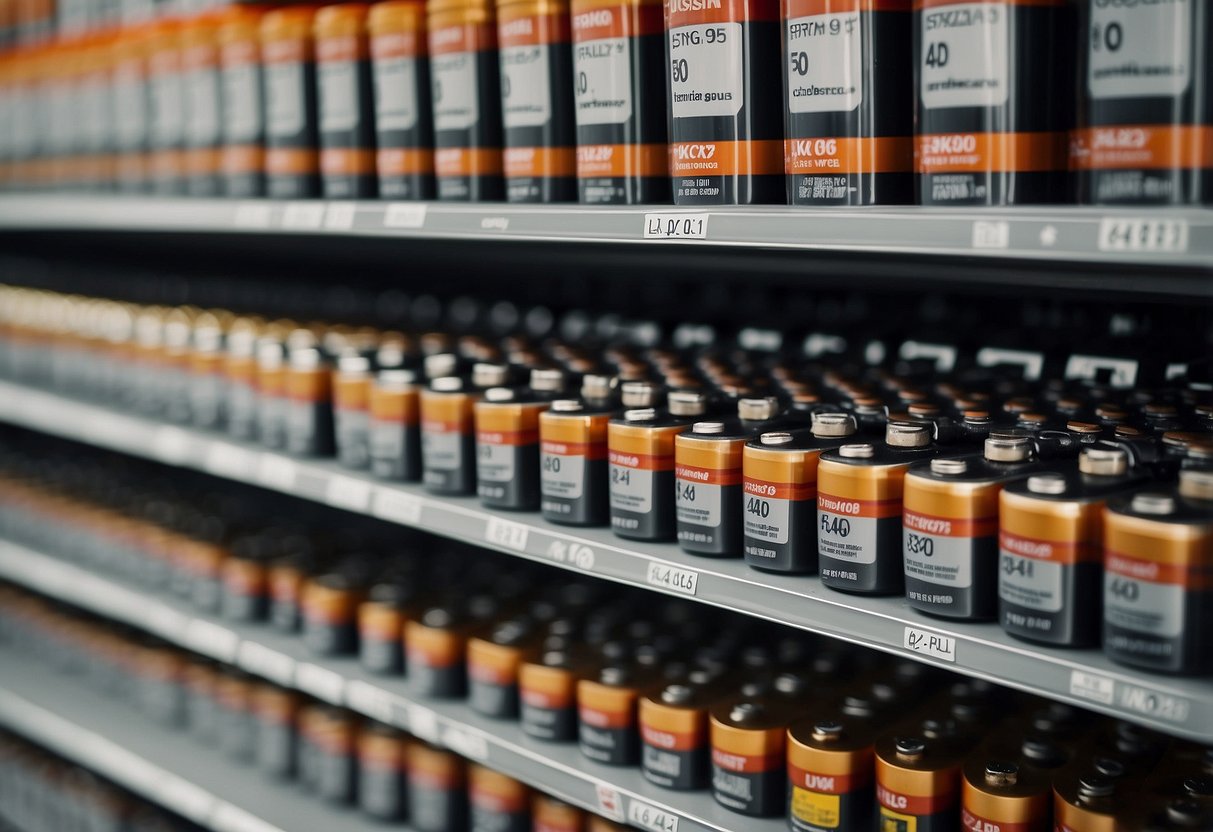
[661, 684, 694, 705]
[600, 666, 630, 686]
[729, 702, 763, 723]
[484, 387, 515, 402]
[840, 443, 875, 459]
[624, 408, 656, 422]
[760, 432, 794, 446]
[1180, 470, 1213, 501]
[738, 397, 780, 421]
[812, 720, 844, 742]
[378, 368, 418, 387]
[1092, 757, 1126, 779]
[337, 354, 371, 375]
[668, 391, 707, 416]
[894, 737, 926, 761]
[931, 458, 967, 476]
[887, 421, 931, 448]
[424, 353, 458, 379]
[581, 374, 615, 400]
[622, 382, 660, 408]
[472, 363, 509, 388]
[431, 376, 464, 392]
[984, 760, 1019, 787]
[1077, 774, 1116, 800]
[985, 431, 1032, 462]
[550, 399, 583, 413]
[692, 421, 726, 435]
[1079, 447, 1128, 476]
[529, 368, 564, 392]
[290, 347, 324, 370]
[812, 412, 856, 438]
[842, 696, 875, 718]
[1027, 473, 1067, 494]
[1166, 799, 1206, 826]
[1132, 493, 1176, 515]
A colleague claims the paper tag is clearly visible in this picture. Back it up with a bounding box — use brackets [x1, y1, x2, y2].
[326, 474, 372, 512]
[1118, 685, 1191, 724]
[152, 427, 192, 464]
[643, 213, 708, 239]
[371, 488, 423, 525]
[204, 442, 252, 479]
[183, 619, 240, 662]
[645, 562, 699, 596]
[324, 201, 356, 230]
[972, 220, 1010, 249]
[1098, 218, 1188, 253]
[295, 663, 345, 704]
[594, 784, 625, 821]
[157, 775, 215, 823]
[902, 627, 956, 662]
[346, 680, 396, 724]
[543, 539, 595, 571]
[442, 725, 489, 761]
[1069, 670, 1115, 706]
[384, 202, 427, 228]
[409, 705, 441, 744]
[257, 454, 297, 492]
[282, 202, 325, 230]
[485, 516, 529, 552]
[236, 642, 296, 687]
[628, 799, 678, 832]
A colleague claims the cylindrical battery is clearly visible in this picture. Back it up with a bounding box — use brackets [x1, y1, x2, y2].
[578, 662, 660, 766]
[475, 387, 549, 509]
[999, 446, 1149, 648]
[285, 346, 335, 457]
[315, 3, 378, 198]
[664, 0, 782, 204]
[1073, 2, 1211, 205]
[217, 671, 257, 764]
[913, 0, 1073, 206]
[184, 660, 219, 746]
[359, 582, 413, 674]
[181, 11, 223, 197]
[111, 29, 151, 193]
[742, 412, 858, 574]
[467, 617, 537, 718]
[709, 697, 787, 817]
[1053, 770, 1124, 832]
[539, 380, 615, 525]
[252, 683, 299, 778]
[817, 421, 938, 595]
[496, 0, 577, 201]
[1102, 470, 1213, 675]
[334, 355, 373, 469]
[428, 0, 505, 200]
[301, 572, 364, 655]
[639, 672, 724, 791]
[219, 544, 271, 622]
[369, 368, 423, 480]
[570, 0, 669, 203]
[422, 366, 510, 494]
[469, 765, 531, 832]
[407, 744, 468, 832]
[781, 0, 913, 205]
[218, 5, 268, 197]
[368, 0, 435, 199]
[874, 734, 962, 832]
[406, 605, 472, 697]
[261, 5, 321, 199]
[961, 758, 1050, 832]
[188, 316, 228, 430]
[357, 723, 410, 820]
[302, 706, 358, 804]
[519, 647, 585, 742]
[224, 320, 262, 440]
[786, 715, 877, 832]
[146, 20, 185, 196]
[269, 551, 314, 633]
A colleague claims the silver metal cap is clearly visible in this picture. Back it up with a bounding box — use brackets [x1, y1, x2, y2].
[377, 369, 418, 387]
[338, 355, 371, 375]
[1180, 469, 1213, 501]
[1131, 493, 1175, 515]
[424, 353, 458, 380]
[1079, 447, 1128, 477]
[1028, 473, 1067, 495]
[738, 397, 779, 421]
[760, 432, 794, 446]
[289, 347, 324, 370]
[887, 421, 931, 448]
[931, 458, 968, 476]
[668, 391, 707, 416]
[986, 431, 1032, 463]
[693, 421, 726, 435]
[581, 374, 615, 400]
[472, 362, 510, 388]
[431, 376, 464, 393]
[625, 408, 656, 422]
[550, 399, 583, 413]
[811, 412, 856, 438]
[621, 381, 659, 408]
[484, 387, 515, 402]
[840, 443, 875, 459]
[530, 368, 565, 392]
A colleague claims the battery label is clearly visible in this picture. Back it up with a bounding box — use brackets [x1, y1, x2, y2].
[113, 76, 147, 148]
[319, 60, 360, 131]
[786, 9, 861, 113]
[998, 531, 1069, 614]
[422, 425, 465, 470]
[501, 43, 552, 127]
[902, 510, 996, 589]
[877, 782, 953, 818]
[185, 69, 221, 145]
[669, 22, 743, 117]
[676, 465, 735, 528]
[266, 62, 306, 136]
[1105, 552, 1185, 638]
[431, 49, 480, 130]
[791, 787, 840, 828]
[541, 441, 591, 499]
[919, 1, 1009, 110]
[1088, 0, 1191, 99]
[477, 430, 534, 482]
[744, 480, 811, 545]
[222, 63, 262, 141]
[818, 493, 887, 564]
[373, 55, 420, 130]
[150, 69, 185, 145]
[610, 454, 656, 514]
[572, 17, 633, 125]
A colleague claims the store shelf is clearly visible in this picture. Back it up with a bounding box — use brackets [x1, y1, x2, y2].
[0, 652, 374, 832]
[0, 194, 1210, 271]
[0, 385, 1209, 742]
[0, 543, 779, 832]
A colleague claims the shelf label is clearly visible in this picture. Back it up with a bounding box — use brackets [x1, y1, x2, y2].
[644, 213, 708, 240]
[212, 803, 285, 832]
[442, 725, 489, 761]
[543, 539, 595, 571]
[346, 680, 396, 724]
[627, 799, 678, 832]
[256, 454, 297, 492]
[1069, 670, 1114, 705]
[152, 427, 192, 464]
[384, 202, 427, 228]
[971, 220, 1010, 249]
[183, 619, 240, 662]
[594, 784, 625, 821]
[296, 663, 345, 704]
[157, 774, 215, 823]
[1098, 217, 1188, 253]
[325, 474, 372, 512]
[645, 562, 698, 596]
[409, 705, 441, 744]
[480, 216, 510, 231]
[1118, 684, 1191, 724]
[324, 201, 356, 230]
[233, 202, 273, 230]
[204, 442, 252, 479]
[236, 642, 296, 687]
[902, 627, 956, 662]
[486, 516, 529, 552]
[282, 202, 325, 229]
[371, 488, 423, 526]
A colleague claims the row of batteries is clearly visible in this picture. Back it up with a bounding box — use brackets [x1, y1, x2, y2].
[0, 0, 1210, 205]
[1, 288, 1212, 675]
[4, 551, 1213, 831]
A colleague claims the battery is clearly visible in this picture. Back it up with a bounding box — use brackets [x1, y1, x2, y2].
[301, 705, 358, 804]
[467, 616, 538, 718]
[709, 696, 788, 817]
[261, 5, 321, 198]
[914, 0, 1072, 206]
[428, 0, 505, 200]
[421, 363, 510, 494]
[359, 581, 413, 674]
[578, 661, 660, 766]
[781, 0, 912, 205]
[475, 377, 558, 509]
[110, 29, 150, 193]
[407, 743, 468, 832]
[1053, 770, 1125, 832]
[252, 683, 299, 778]
[369, 368, 423, 480]
[184, 660, 219, 746]
[961, 758, 1050, 832]
[188, 315, 227, 430]
[786, 714, 877, 832]
[817, 420, 939, 595]
[218, 5, 268, 197]
[368, 0, 435, 199]
[875, 734, 962, 832]
[1074, 2, 1211, 205]
[469, 765, 531, 832]
[315, 3, 378, 198]
[301, 571, 364, 655]
[496, 0, 577, 202]
[147, 20, 185, 196]
[216, 671, 256, 763]
[570, 0, 668, 203]
[519, 646, 585, 742]
[1101, 469, 1213, 676]
[181, 12, 222, 197]
[406, 602, 484, 697]
[539, 374, 616, 526]
[334, 355, 373, 469]
[220, 540, 271, 622]
[285, 345, 335, 457]
[357, 723, 409, 820]
[742, 412, 859, 574]
[664, 0, 783, 204]
[999, 445, 1151, 648]
[639, 671, 725, 791]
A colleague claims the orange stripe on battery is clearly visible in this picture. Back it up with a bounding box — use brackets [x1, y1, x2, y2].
[317, 35, 368, 61]
[577, 143, 669, 179]
[641, 724, 703, 752]
[262, 39, 309, 64]
[334, 375, 372, 410]
[903, 509, 997, 539]
[378, 147, 435, 175]
[999, 530, 1097, 566]
[915, 131, 1068, 174]
[435, 146, 505, 176]
[785, 136, 912, 176]
[787, 764, 869, 795]
[1106, 551, 1213, 592]
[666, 0, 780, 27]
[499, 10, 570, 46]
[221, 39, 259, 66]
[817, 492, 902, 519]
[784, 0, 910, 14]
[676, 464, 742, 486]
[670, 139, 785, 178]
[504, 146, 578, 178]
[478, 429, 541, 446]
[321, 147, 377, 176]
[266, 147, 320, 174]
[712, 748, 784, 773]
[961, 810, 1036, 832]
[579, 704, 635, 729]
[572, 1, 663, 40]
[406, 622, 464, 668]
[429, 22, 495, 55]
[183, 148, 221, 176]
[222, 144, 265, 175]
[372, 31, 425, 58]
[542, 440, 608, 459]
[423, 418, 472, 434]
[1070, 125, 1213, 172]
[610, 450, 674, 471]
[744, 478, 814, 501]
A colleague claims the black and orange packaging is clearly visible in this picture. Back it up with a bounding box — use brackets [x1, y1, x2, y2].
[359, 580, 414, 674]
[315, 3, 378, 198]
[520, 646, 586, 742]
[640, 672, 727, 791]
[467, 616, 539, 718]
[539, 374, 617, 526]
[709, 695, 789, 817]
[961, 758, 1051, 832]
[285, 345, 336, 457]
[301, 571, 365, 655]
[874, 734, 962, 832]
[369, 367, 423, 480]
[369, 0, 435, 199]
[578, 661, 661, 766]
[474, 379, 554, 510]
[218, 5, 268, 197]
[408, 743, 468, 832]
[252, 683, 299, 778]
[786, 714, 878, 832]
[333, 354, 373, 469]
[421, 364, 510, 494]
[357, 723, 410, 820]
[532, 794, 586, 832]
[300, 705, 358, 803]
[261, 5, 321, 198]
[181, 12, 223, 197]
[469, 765, 532, 832]
[146, 20, 185, 195]
[111, 28, 151, 194]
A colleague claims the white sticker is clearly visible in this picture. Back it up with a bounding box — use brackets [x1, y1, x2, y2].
[371, 488, 424, 525]
[257, 454, 297, 492]
[384, 202, 428, 228]
[319, 61, 360, 132]
[643, 213, 709, 239]
[669, 22, 743, 118]
[1105, 559, 1184, 638]
[610, 461, 653, 513]
[975, 347, 1044, 381]
[998, 547, 1063, 613]
[324, 201, 357, 230]
[282, 201, 325, 229]
[222, 63, 262, 142]
[373, 56, 420, 130]
[265, 62, 305, 137]
[1088, 1, 1191, 99]
[422, 429, 463, 470]
[477, 441, 516, 482]
[786, 11, 862, 113]
[645, 562, 699, 596]
[541, 448, 586, 499]
[326, 474, 373, 512]
[346, 679, 395, 723]
[296, 662, 345, 704]
[573, 33, 633, 125]
[544, 539, 596, 571]
[903, 519, 975, 589]
[675, 474, 721, 528]
[595, 784, 625, 821]
[236, 641, 295, 687]
[409, 704, 441, 743]
[628, 799, 679, 832]
[919, 2, 1009, 109]
[971, 220, 1010, 250]
[1097, 218, 1188, 254]
[431, 51, 480, 130]
[442, 725, 489, 761]
[500, 43, 552, 127]
[902, 627, 957, 662]
[743, 491, 790, 546]
[185, 68, 221, 145]
[486, 516, 530, 551]
[183, 619, 240, 662]
[817, 495, 877, 565]
[1070, 669, 1115, 705]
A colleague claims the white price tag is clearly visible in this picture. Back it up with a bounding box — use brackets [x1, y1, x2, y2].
[204, 442, 252, 479]
[183, 619, 240, 662]
[233, 202, 272, 229]
[643, 213, 708, 239]
[627, 799, 679, 832]
[152, 427, 192, 464]
[236, 641, 296, 687]
[902, 627, 956, 663]
[594, 784, 624, 821]
[645, 562, 698, 596]
[371, 488, 423, 525]
[1069, 670, 1114, 706]
[346, 680, 396, 724]
[325, 474, 372, 512]
[409, 705, 441, 744]
[543, 539, 595, 571]
[1098, 217, 1188, 253]
[324, 201, 356, 230]
[1118, 685, 1191, 724]
[211, 803, 285, 832]
[296, 663, 345, 704]
[384, 202, 427, 228]
[282, 202, 325, 230]
[972, 220, 1010, 250]
[442, 725, 489, 761]
[257, 454, 297, 492]
[157, 775, 214, 823]
[485, 516, 529, 552]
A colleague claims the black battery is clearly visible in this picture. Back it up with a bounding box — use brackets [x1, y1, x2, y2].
[261, 7, 321, 198]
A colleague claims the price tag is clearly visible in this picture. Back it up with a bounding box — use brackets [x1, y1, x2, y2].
[644, 562, 698, 596]
[1098, 217, 1188, 253]
[211, 803, 286, 832]
[627, 799, 678, 832]
[296, 663, 345, 704]
[152, 427, 192, 464]
[346, 680, 396, 724]
[157, 775, 215, 823]
[442, 725, 489, 761]
[594, 784, 624, 821]
[972, 220, 1010, 249]
[236, 642, 295, 687]
[233, 202, 273, 230]
[371, 488, 423, 526]
[543, 539, 595, 571]
[324, 201, 356, 229]
[384, 202, 427, 229]
[485, 516, 529, 552]
[1118, 685, 1191, 724]
[256, 454, 297, 492]
[409, 705, 441, 744]
[480, 216, 510, 231]
[902, 627, 956, 662]
[183, 619, 240, 662]
[643, 213, 708, 240]
[282, 202, 325, 229]
[204, 442, 252, 479]
[325, 474, 372, 512]
[1069, 670, 1114, 706]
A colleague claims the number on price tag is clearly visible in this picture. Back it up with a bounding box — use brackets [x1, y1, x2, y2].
[1118, 685, 1191, 724]
[1098, 218, 1188, 253]
[627, 799, 679, 832]
[902, 627, 956, 662]
[371, 488, 423, 525]
[643, 213, 708, 240]
[326, 474, 372, 512]
[645, 562, 699, 596]
[485, 516, 529, 552]
[384, 202, 427, 228]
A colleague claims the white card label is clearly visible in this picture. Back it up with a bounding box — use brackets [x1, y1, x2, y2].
[903, 627, 957, 662]
[669, 22, 743, 117]
[645, 562, 699, 596]
[919, 2, 1009, 109]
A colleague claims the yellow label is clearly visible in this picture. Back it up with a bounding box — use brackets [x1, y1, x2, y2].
[880, 808, 917, 832]
[791, 787, 840, 828]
